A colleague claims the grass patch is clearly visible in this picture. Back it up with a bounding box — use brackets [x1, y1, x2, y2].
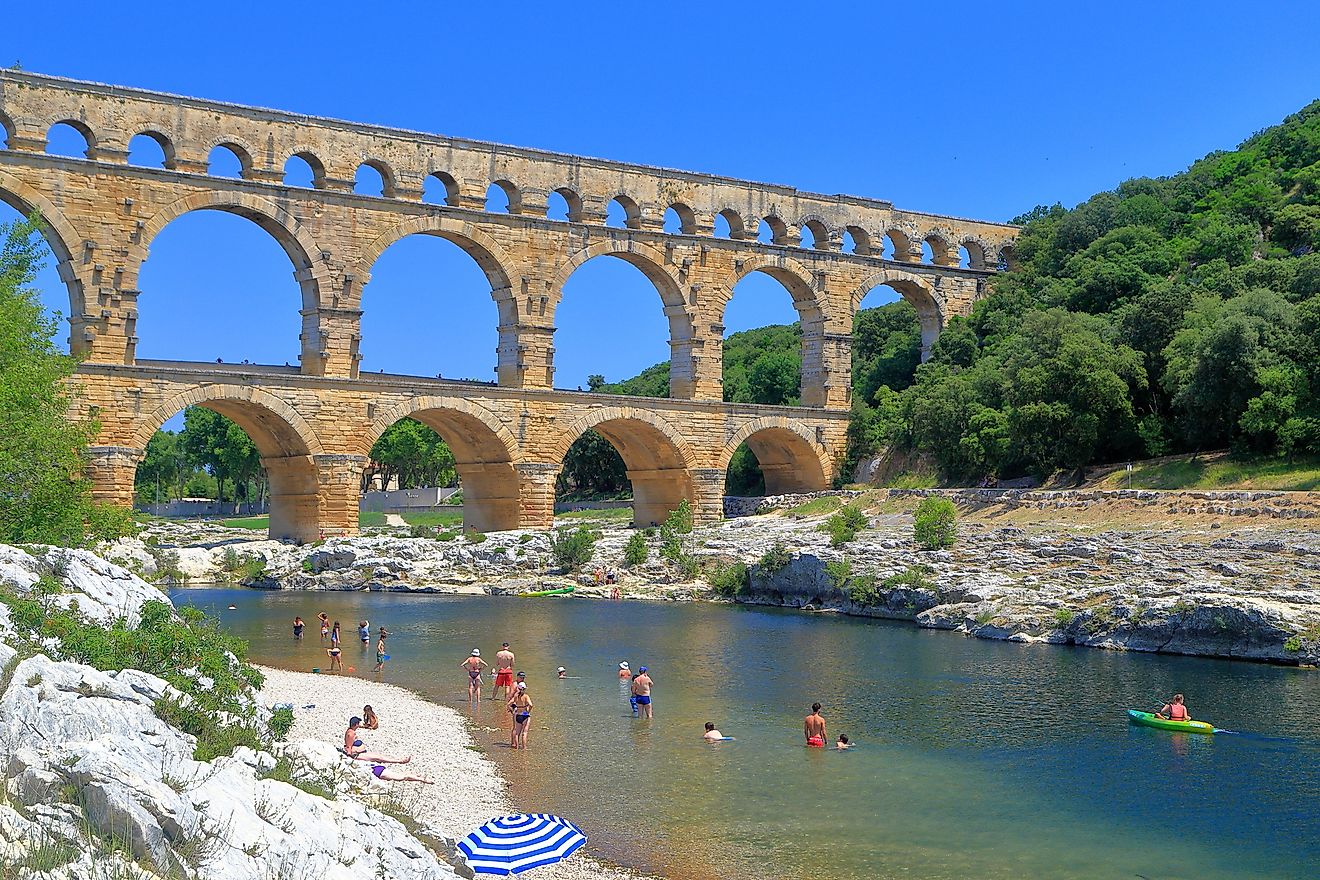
[1095, 454, 1320, 491]
[557, 506, 634, 521]
[786, 496, 842, 517]
[222, 511, 387, 530]
[264, 756, 335, 800]
[883, 472, 940, 489]
[399, 510, 464, 527]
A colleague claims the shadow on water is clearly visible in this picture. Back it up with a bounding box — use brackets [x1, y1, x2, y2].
[174, 588, 1320, 880]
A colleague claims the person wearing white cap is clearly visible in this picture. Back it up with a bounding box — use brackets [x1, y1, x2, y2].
[557, 666, 567, 679]
[617, 661, 631, 680]
[460, 648, 486, 704]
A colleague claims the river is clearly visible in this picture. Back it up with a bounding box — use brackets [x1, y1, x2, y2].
[173, 588, 1320, 880]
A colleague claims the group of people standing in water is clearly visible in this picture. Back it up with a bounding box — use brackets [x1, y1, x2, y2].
[294, 612, 391, 674]
[461, 642, 535, 748]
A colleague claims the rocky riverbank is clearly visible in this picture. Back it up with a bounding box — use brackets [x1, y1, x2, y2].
[0, 544, 633, 879]
[112, 488, 1320, 665]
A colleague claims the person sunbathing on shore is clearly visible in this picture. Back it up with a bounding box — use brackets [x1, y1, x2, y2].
[343, 716, 411, 763]
[362, 704, 379, 730]
[367, 763, 432, 784]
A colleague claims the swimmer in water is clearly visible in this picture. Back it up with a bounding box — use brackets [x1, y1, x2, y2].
[460, 649, 486, 703]
[835, 734, 853, 750]
[557, 666, 567, 679]
[804, 703, 826, 747]
[703, 722, 727, 742]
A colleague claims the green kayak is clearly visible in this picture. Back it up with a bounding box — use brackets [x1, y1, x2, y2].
[1127, 709, 1215, 735]
[522, 587, 576, 597]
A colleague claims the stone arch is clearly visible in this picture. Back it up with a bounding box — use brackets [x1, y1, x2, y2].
[355, 158, 398, 198]
[354, 215, 520, 320]
[424, 169, 461, 205]
[130, 383, 325, 541]
[997, 243, 1017, 270]
[727, 254, 824, 321]
[127, 127, 178, 169]
[552, 238, 695, 397]
[883, 226, 917, 261]
[134, 190, 327, 310]
[843, 225, 873, 255]
[959, 235, 991, 269]
[0, 169, 89, 321]
[0, 109, 14, 147]
[796, 215, 832, 250]
[854, 268, 945, 361]
[204, 136, 256, 179]
[365, 396, 523, 532]
[487, 179, 522, 214]
[720, 417, 830, 494]
[282, 147, 328, 188]
[666, 202, 697, 234]
[45, 118, 97, 158]
[551, 407, 698, 527]
[609, 193, 643, 229]
[921, 228, 957, 266]
[715, 207, 746, 239]
[551, 185, 584, 222]
[757, 213, 790, 245]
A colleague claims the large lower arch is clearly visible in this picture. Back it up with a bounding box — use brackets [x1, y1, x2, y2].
[551, 240, 697, 398]
[721, 417, 830, 495]
[551, 407, 698, 527]
[852, 269, 945, 361]
[365, 396, 523, 532]
[131, 384, 326, 542]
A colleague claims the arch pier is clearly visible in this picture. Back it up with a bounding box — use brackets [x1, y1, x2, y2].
[0, 71, 1017, 538]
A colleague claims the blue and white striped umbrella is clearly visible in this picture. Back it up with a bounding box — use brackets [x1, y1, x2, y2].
[458, 813, 587, 875]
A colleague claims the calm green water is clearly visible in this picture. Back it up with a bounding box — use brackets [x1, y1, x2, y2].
[174, 589, 1320, 880]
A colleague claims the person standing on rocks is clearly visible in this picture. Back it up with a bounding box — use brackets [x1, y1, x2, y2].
[461, 649, 487, 703]
[494, 643, 516, 697]
[804, 703, 827, 747]
[632, 667, 654, 719]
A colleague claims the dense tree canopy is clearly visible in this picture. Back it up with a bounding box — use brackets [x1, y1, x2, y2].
[0, 216, 131, 544]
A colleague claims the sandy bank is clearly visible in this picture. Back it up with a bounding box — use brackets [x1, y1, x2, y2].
[257, 666, 645, 880]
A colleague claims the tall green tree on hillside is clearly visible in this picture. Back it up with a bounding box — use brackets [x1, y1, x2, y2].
[0, 216, 131, 545]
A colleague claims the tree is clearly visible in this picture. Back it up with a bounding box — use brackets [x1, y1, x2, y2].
[368, 419, 456, 490]
[180, 407, 262, 504]
[136, 430, 183, 505]
[555, 430, 628, 500]
[744, 350, 800, 406]
[586, 374, 606, 391]
[913, 497, 957, 550]
[0, 215, 131, 545]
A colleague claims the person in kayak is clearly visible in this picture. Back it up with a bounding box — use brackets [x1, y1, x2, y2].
[804, 703, 827, 747]
[1156, 694, 1191, 721]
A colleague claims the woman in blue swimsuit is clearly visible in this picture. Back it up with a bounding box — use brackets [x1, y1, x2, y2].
[510, 683, 534, 749]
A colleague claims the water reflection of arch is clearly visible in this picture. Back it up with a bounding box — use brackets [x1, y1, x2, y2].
[365, 395, 523, 533]
[720, 417, 829, 495]
[132, 384, 324, 542]
[852, 269, 945, 361]
[550, 406, 697, 528]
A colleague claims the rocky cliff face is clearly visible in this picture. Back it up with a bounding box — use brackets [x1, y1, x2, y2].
[0, 545, 460, 879]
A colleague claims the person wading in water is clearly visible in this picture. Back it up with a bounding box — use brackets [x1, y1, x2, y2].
[461, 649, 487, 704]
[804, 703, 827, 747]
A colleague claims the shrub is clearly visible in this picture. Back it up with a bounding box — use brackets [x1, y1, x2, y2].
[409, 525, 435, 539]
[757, 542, 792, 573]
[444, 489, 464, 505]
[825, 558, 852, 589]
[518, 533, 534, 544]
[881, 565, 934, 591]
[268, 707, 295, 739]
[708, 562, 749, 597]
[236, 556, 267, 581]
[974, 607, 997, 625]
[847, 574, 879, 605]
[550, 526, 596, 571]
[1054, 609, 1076, 627]
[623, 532, 648, 566]
[301, 558, 314, 573]
[838, 505, 868, 532]
[220, 548, 242, 572]
[465, 529, 487, 544]
[913, 497, 957, 550]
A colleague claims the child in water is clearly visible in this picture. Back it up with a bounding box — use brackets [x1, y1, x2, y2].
[835, 735, 853, 750]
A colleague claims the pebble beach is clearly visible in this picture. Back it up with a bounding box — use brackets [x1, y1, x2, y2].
[258, 666, 646, 880]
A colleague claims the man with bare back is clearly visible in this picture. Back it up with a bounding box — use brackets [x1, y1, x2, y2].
[494, 643, 515, 698]
[804, 703, 827, 747]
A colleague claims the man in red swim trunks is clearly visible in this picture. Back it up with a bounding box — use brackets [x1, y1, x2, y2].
[494, 643, 515, 697]
[804, 703, 827, 747]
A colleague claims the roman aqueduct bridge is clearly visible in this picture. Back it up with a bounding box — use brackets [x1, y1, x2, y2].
[0, 70, 1017, 541]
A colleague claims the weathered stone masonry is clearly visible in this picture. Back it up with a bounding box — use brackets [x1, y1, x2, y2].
[0, 71, 1016, 541]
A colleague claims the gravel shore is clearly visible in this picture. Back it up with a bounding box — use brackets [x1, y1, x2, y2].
[258, 666, 645, 880]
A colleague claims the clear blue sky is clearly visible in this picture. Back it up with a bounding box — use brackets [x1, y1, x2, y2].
[4, 1, 1320, 391]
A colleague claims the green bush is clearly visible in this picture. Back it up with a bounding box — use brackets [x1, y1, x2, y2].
[518, 533, 534, 544]
[623, 532, 648, 566]
[881, 565, 934, 591]
[465, 529, 487, 544]
[825, 558, 852, 589]
[847, 574, 879, 605]
[758, 542, 792, 573]
[708, 562, 750, 597]
[269, 707, 295, 739]
[0, 591, 266, 762]
[1054, 608, 1076, 627]
[913, 497, 958, 550]
[236, 556, 267, 581]
[550, 526, 597, 571]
